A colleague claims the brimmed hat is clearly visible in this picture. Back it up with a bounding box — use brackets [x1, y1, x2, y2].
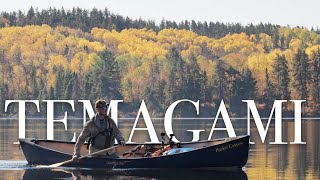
[95, 100, 109, 109]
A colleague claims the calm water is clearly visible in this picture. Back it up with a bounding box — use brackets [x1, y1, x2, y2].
[0, 117, 319, 179]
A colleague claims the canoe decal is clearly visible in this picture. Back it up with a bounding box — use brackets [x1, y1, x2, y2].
[215, 141, 244, 152]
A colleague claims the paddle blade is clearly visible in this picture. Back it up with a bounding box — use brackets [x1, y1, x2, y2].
[36, 160, 72, 168]
[48, 162, 66, 168]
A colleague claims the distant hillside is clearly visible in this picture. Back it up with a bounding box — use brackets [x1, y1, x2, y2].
[1, 8, 320, 116]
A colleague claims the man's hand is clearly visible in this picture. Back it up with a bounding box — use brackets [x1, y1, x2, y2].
[72, 154, 81, 162]
[119, 141, 126, 146]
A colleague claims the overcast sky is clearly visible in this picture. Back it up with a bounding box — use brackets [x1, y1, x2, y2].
[0, 0, 318, 29]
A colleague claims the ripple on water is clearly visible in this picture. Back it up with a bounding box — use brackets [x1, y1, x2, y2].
[0, 160, 29, 170]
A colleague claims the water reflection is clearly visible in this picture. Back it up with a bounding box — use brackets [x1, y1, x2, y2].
[22, 168, 248, 180]
[0, 118, 320, 179]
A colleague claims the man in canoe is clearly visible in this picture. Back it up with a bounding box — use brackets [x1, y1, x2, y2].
[72, 99, 126, 161]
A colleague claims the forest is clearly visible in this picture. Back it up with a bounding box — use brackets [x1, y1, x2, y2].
[1, 7, 320, 117]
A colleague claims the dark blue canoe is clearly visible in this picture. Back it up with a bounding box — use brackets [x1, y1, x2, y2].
[18, 135, 249, 169]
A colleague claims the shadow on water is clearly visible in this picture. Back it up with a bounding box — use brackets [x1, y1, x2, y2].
[22, 168, 248, 180]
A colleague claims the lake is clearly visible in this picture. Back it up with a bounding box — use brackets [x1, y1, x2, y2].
[0, 117, 319, 179]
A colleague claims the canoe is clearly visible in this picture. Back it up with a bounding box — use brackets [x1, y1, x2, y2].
[18, 135, 250, 169]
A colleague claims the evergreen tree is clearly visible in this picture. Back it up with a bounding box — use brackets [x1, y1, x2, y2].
[272, 54, 290, 110]
[0, 84, 8, 115]
[72, 74, 80, 101]
[38, 78, 47, 101]
[164, 48, 185, 104]
[26, 6, 35, 24]
[90, 51, 122, 100]
[200, 70, 209, 102]
[241, 68, 257, 100]
[213, 60, 227, 102]
[230, 68, 257, 114]
[82, 73, 93, 100]
[280, 35, 286, 49]
[183, 54, 202, 101]
[273, 54, 290, 100]
[293, 49, 309, 101]
[64, 76, 73, 101]
[54, 70, 64, 100]
[264, 68, 275, 110]
[309, 48, 320, 112]
[29, 66, 39, 99]
[144, 62, 164, 113]
[272, 28, 280, 49]
[143, 86, 161, 114]
[226, 66, 241, 113]
[49, 86, 55, 100]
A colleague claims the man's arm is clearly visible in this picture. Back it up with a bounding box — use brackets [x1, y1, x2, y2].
[73, 121, 92, 156]
[109, 117, 125, 144]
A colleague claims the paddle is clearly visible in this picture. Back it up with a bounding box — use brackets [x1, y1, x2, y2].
[37, 145, 120, 168]
[122, 144, 145, 157]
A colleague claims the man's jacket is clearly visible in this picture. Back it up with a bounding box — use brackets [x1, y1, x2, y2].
[73, 114, 125, 156]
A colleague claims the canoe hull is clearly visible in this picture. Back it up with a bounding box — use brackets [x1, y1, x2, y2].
[19, 135, 250, 169]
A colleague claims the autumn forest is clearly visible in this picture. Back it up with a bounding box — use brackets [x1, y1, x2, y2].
[1, 7, 320, 117]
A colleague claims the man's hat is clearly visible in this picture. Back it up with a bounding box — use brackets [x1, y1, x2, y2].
[95, 100, 109, 109]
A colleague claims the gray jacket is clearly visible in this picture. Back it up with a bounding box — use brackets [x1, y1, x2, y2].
[73, 114, 125, 156]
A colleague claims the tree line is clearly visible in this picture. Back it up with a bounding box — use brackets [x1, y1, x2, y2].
[1, 7, 319, 39]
